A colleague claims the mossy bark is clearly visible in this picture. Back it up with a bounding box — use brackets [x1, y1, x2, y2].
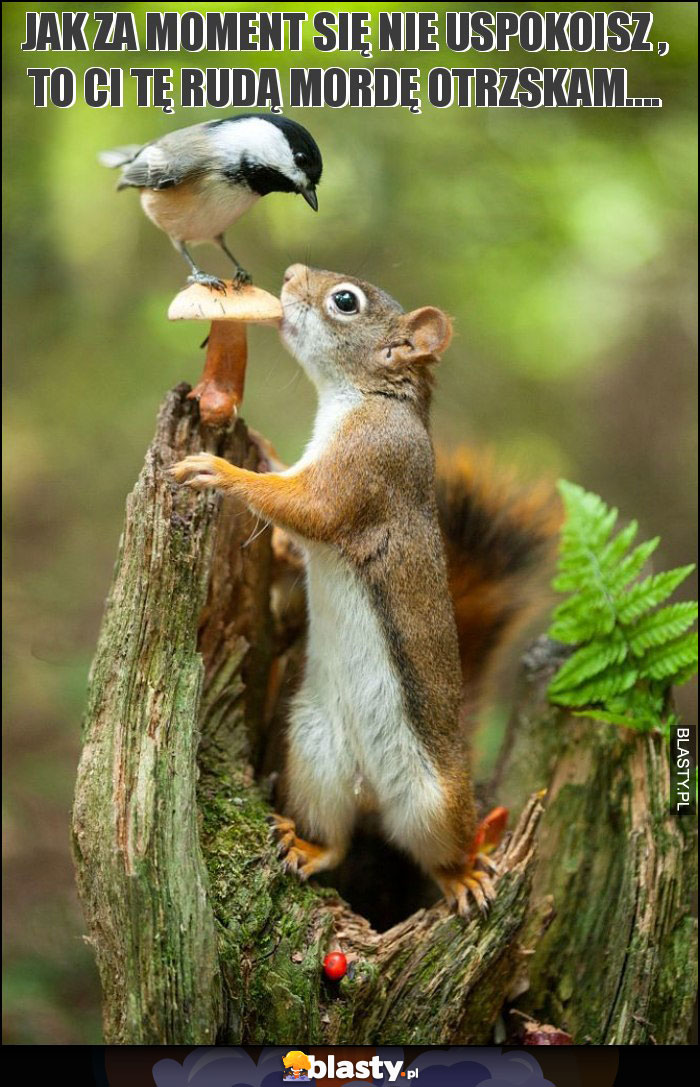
[72, 387, 697, 1045]
[492, 640, 697, 1045]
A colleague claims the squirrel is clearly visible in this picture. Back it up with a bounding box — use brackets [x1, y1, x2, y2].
[171, 263, 560, 915]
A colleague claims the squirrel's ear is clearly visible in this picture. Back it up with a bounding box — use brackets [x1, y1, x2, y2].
[384, 307, 453, 366]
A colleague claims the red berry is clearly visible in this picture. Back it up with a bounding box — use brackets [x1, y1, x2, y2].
[323, 951, 347, 981]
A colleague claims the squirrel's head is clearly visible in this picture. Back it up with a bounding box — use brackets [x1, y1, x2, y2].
[280, 264, 452, 400]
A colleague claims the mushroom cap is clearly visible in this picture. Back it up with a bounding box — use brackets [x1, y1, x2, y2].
[168, 281, 282, 325]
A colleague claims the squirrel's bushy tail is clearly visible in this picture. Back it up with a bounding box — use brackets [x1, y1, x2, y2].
[436, 449, 562, 702]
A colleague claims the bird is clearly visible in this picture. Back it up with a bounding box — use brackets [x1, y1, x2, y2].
[99, 113, 322, 289]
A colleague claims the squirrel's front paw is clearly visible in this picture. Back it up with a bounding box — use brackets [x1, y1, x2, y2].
[170, 452, 230, 490]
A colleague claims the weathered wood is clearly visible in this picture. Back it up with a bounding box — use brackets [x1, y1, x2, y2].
[71, 385, 275, 1043]
[72, 387, 697, 1045]
[198, 746, 546, 1044]
[493, 638, 698, 1045]
[72, 386, 226, 1043]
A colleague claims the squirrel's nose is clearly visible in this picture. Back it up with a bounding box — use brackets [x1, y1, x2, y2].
[283, 263, 307, 286]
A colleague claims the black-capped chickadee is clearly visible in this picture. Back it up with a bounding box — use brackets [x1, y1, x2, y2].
[99, 113, 322, 288]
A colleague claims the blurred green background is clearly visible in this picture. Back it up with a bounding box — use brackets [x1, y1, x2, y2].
[3, 1, 697, 1044]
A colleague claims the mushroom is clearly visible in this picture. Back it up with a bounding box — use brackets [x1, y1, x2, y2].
[168, 280, 282, 426]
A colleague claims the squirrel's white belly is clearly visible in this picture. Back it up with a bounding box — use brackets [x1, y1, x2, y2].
[140, 178, 259, 242]
[288, 543, 445, 860]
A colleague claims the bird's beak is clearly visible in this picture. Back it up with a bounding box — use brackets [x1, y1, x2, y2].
[300, 185, 318, 211]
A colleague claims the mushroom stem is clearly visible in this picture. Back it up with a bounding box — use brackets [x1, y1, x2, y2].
[188, 319, 248, 426]
[168, 279, 282, 426]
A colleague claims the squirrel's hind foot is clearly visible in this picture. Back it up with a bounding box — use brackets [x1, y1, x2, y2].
[268, 813, 344, 880]
[434, 806, 509, 918]
[434, 861, 498, 917]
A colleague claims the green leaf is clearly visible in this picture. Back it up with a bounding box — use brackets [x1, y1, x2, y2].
[572, 708, 651, 729]
[549, 663, 638, 707]
[598, 519, 638, 573]
[557, 481, 618, 550]
[640, 633, 698, 683]
[628, 602, 699, 655]
[549, 608, 614, 645]
[610, 684, 665, 720]
[553, 557, 596, 592]
[548, 481, 697, 733]
[549, 635, 627, 694]
[607, 537, 659, 592]
[616, 565, 696, 624]
[550, 589, 616, 643]
[669, 660, 700, 687]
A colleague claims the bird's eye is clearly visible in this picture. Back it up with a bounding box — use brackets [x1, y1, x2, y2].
[332, 290, 359, 314]
[294, 151, 308, 167]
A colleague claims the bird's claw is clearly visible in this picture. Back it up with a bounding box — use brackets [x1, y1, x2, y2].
[187, 272, 228, 293]
[233, 267, 253, 287]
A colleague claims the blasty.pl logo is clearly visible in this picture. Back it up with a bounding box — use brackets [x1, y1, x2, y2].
[282, 1052, 416, 1082]
[282, 1053, 312, 1081]
[149, 1045, 560, 1087]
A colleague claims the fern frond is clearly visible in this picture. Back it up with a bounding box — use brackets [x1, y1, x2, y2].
[549, 635, 627, 694]
[608, 537, 659, 593]
[550, 590, 616, 643]
[639, 633, 698, 683]
[598, 519, 638, 570]
[669, 660, 699, 687]
[628, 602, 698, 655]
[547, 481, 697, 733]
[572, 708, 649, 728]
[616, 565, 695, 624]
[607, 684, 665, 722]
[549, 662, 638, 707]
[558, 481, 617, 550]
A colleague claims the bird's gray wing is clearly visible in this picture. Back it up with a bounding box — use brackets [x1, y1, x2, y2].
[115, 126, 211, 191]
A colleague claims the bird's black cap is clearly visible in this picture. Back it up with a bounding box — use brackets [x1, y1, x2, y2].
[261, 114, 323, 186]
[208, 113, 323, 186]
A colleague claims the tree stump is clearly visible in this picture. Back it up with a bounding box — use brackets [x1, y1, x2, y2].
[72, 387, 697, 1045]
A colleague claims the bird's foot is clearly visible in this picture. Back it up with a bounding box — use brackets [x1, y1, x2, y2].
[187, 271, 228, 293]
[433, 806, 508, 918]
[233, 267, 253, 288]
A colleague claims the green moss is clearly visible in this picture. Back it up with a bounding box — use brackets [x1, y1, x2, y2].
[196, 740, 342, 1042]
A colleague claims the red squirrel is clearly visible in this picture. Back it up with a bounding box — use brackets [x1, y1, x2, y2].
[171, 264, 559, 915]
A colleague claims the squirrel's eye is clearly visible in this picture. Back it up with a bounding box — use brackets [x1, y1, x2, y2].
[332, 290, 359, 314]
[326, 282, 367, 320]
